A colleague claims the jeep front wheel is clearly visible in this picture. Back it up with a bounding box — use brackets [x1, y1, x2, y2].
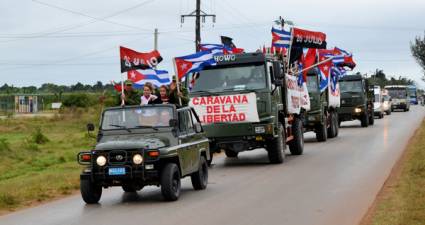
[161, 163, 181, 201]
[122, 185, 137, 192]
[361, 113, 369, 127]
[267, 123, 284, 164]
[191, 157, 208, 190]
[80, 179, 102, 204]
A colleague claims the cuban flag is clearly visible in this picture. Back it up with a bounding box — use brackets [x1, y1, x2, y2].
[199, 44, 224, 55]
[318, 56, 332, 92]
[175, 51, 216, 80]
[271, 27, 291, 49]
[330, 66, 347, 92]
[297, 63, 304, 87]
[127, 69, 171, 88]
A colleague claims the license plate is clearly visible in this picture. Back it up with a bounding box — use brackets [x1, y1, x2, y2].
[108, 167, 126, 176]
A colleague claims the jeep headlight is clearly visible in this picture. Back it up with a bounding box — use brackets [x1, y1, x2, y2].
[254, 126, 265, 134]
[133, 154, 143, 165]
[354, 108, 362, 113]
[96, 155, 107, 166]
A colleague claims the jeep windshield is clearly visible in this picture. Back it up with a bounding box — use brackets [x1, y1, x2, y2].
[387, 88, 407, 99]
[101, 107, 174, 130]
[190, 63, 267, 93]
[340, 80, 363, 93]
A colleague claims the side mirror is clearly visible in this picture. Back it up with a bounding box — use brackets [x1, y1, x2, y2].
[273, 62, 284, 79]
[194, 123, 203, 133]
[169, 119, 178, 127]
[87, 123, 95, 132]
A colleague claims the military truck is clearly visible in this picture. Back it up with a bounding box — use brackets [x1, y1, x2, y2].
[304, 70, 339, 142]
[338, 75, 374, 127]
[77, 105, 210, 203]
[186, 53, 306, 164]
[385, 85, 411, 111]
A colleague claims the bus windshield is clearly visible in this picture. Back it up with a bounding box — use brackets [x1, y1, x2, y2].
[387, 89, 407, 99]
[191, 63, 267, 92]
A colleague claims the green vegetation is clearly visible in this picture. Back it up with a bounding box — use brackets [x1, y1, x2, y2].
[0, 108, 99, 212]
[368, 119, 425, 225]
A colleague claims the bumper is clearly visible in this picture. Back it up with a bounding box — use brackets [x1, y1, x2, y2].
[81, 164, 160, 186]
[392, 103, 407, 110]
[338, 106, 365, 121]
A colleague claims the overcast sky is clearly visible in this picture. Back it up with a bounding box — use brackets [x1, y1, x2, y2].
[1, 0, 425, 88]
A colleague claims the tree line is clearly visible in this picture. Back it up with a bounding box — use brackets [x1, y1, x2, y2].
[0, 81, 115, 95]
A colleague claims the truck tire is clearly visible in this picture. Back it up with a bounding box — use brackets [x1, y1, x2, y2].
[316, 115, 327, 142]
[334, 113, 339, 137]
[379, 112, 384, 119]
[225, 150, 239, 158]
[122, 185, 137, 192]
[207, 143, 215, 166]
[191, 157, 208, 190]
[361, 113, 369, 127]
[267, 123, 284, 164]
[289, 117, 304, 155]
[386, 109, 391, 115]
[327, 112, 338, 139]
[369, 112, 374, 125]
[80, 179, 102, 204]
[161, 163, 181, 201]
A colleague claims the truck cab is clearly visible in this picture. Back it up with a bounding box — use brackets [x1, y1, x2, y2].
[186, 53, 305, 164]
[338, 75, 374, 127]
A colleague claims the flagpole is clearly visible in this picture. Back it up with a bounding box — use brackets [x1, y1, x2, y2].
[286, 27, 294, 73]
[121, 73, 125, 106]
[172, 58, 183, 106]
[298, 56, 334, 75]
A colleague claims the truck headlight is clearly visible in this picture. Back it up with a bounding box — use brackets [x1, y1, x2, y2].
[308, 115, 316, 121]
[96, 155, 107, 166]
[354, 108, 362, 113]
[133, 154, 143, 165]
[255, 126, 265, 134]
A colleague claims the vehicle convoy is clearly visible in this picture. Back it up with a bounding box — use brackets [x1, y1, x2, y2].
[303, 70, 339, 142]
[372, 85, 385, 119]
[77, 105, 210, 203]
[186, 53, 308, 164]
[338, 74, 374, 127]
[385, 85, 411, 111]
[408, 85, 418, 105]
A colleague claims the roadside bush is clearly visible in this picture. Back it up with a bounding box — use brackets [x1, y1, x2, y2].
[62, 93, 94, 108]
[0, 138, 10, 152]
[32, 127, 49, 144]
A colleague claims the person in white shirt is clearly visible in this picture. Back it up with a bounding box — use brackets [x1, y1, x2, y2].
[140, 83, 158, 105]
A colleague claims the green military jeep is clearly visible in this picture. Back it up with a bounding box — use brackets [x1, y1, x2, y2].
[78, 105, 210, 203]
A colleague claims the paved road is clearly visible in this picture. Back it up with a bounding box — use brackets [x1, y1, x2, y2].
[1, 106, 424, 225]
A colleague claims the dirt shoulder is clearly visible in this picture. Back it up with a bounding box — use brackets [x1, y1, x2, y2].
[360, 118, 425, 225]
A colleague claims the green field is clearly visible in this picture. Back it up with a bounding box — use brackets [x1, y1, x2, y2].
[368, 119, 425, 225]
[0, 108, 99, 212]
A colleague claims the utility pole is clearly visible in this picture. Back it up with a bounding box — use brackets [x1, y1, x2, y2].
[181, 0, 216, 52]
[154, 28, 158, 51]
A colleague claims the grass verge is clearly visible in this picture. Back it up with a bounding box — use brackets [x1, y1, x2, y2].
[0, 107, 99, 213]
[363, 118, 425, 225]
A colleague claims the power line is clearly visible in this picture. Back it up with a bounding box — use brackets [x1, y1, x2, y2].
[0, 0, 155, 43]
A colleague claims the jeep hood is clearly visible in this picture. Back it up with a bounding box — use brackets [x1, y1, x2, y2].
[95, 135, 169, 150]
